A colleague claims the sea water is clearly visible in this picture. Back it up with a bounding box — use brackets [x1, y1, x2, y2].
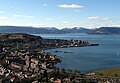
[34, 33, 120, 73]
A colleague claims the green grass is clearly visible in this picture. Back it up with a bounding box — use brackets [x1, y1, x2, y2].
[93, 67, 120, 77]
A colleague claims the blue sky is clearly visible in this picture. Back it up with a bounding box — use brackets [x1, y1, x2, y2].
[0, 0, 120, 29]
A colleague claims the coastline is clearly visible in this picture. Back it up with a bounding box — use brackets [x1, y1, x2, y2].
[1, 33, 120, 82]
[89, 67, 120, 77]
[45, 43, 99, 50]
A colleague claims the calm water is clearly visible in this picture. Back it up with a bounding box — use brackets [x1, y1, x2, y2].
[34, 33, 120, 73]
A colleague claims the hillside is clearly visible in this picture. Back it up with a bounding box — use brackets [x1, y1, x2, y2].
[93, 67, 120, 77]
[0, 26, 64, 34]
[89, 27, 120, 34]
[0, 33, 42, 41]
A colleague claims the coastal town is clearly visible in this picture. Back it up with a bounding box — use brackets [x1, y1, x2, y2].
[0, 33, 120, 83]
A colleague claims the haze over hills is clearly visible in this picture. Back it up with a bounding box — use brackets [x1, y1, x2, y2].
[89, 27, 120, 34]
[0, 26, 64, 34]
[61, 27, 92, 33]
[0, 26, 120, 34]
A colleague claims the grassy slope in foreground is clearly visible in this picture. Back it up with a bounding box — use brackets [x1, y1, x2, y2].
[93, 67, 120, 77]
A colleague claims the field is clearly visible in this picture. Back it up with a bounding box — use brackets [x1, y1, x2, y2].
[93, 67, 120, 77]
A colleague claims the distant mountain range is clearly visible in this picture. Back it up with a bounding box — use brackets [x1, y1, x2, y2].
[61, 27, 92, 33]
[0, 26, 64, 34]
[0, 26, 120, 34]
[89, 27, 120, 34]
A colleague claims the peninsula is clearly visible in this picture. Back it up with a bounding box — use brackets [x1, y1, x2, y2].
[2, 33, 119, 83]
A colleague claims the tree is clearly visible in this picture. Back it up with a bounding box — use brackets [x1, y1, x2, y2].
[114, 73, 119, 77]
[44, 70, 48, 83]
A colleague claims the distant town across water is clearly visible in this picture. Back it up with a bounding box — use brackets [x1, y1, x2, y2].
[35, 33, 120, 73]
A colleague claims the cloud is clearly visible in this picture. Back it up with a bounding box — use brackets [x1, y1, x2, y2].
[0, 16, 9, 20]
[0, 11, 5, 14]
[118, 17, 120, 19]
[74, 9, 80, 12]
[0, 21, 42, 28]
[88, 16, 111, 21]
[58, 4, 83, 8]
[118, 17, 120, 20]
[25, 16, 35, 19]
[62, 21, 69, 23]
[13, 14, 23, 17]
[13, 14, 35, 19]
[111, 24, 120, 27]
[45, 18, 55, 21]
[42, 4, 48, 7]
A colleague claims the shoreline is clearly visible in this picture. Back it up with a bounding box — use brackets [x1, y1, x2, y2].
[1, 33, 120, 82]
[44, 43, 99, 73]
[45, 43, 99, 50]
[44, 44, 120, 75]
[89, 66, 120, 77]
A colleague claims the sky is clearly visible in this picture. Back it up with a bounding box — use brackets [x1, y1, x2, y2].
[0, 0, 120, 29]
